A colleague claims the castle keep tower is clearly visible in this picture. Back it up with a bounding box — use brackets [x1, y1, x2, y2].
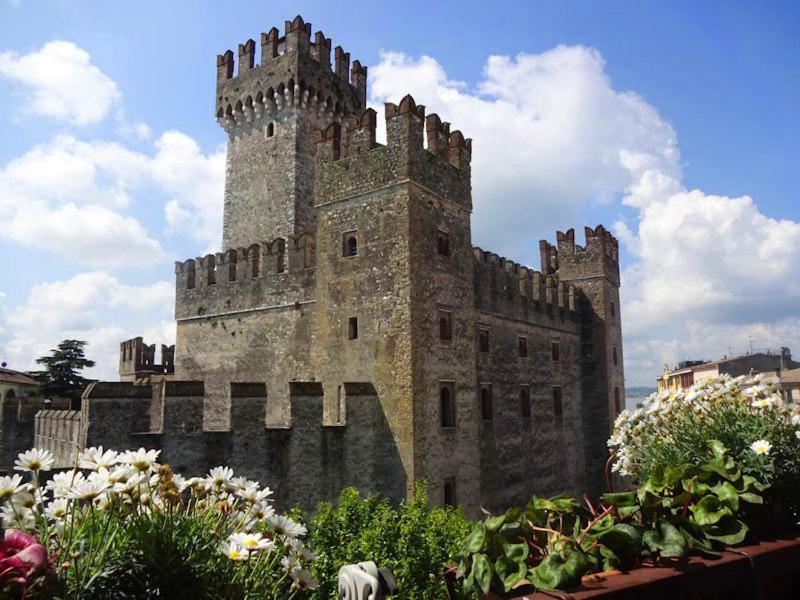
[216, 15, 366, 247]
[10, 16, 624, 515]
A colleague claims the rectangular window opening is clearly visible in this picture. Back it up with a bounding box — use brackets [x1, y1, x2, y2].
[348, 317, 358, 340]
[518, 336, 528, 358]
[553, 387, 563, 417]
[481, 384, 493, 421]
[551, 341, 560, 362]
[439, 382, 456, 428]
[439, 310, 453, 341]
[479, 329, 490, 353]
[443, 476, 456, 507]
[520, 386, 531, 419]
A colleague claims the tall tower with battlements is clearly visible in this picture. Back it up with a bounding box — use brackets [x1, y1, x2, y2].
[216, 15, 367, 248]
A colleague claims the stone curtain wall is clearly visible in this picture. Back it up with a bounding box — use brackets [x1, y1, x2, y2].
[34, 410, 81, 468]
[80, 380, 404, 512]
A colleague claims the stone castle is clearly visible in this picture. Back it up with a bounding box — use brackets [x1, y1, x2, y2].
[1, 16, 624, 514]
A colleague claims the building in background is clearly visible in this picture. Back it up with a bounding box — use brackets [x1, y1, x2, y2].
[0, 366, 38, 401]
[657, 348, 799, 393]
[782, 368, 800, 403]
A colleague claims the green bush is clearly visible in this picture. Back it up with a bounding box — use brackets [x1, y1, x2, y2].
[308, 481, 471, 599]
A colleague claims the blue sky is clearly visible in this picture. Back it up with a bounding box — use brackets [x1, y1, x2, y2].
[1, 0, 798, 386]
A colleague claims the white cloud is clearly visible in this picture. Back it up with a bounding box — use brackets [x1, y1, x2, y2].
[370, 47, 800, 385]
[0, 131, 224, 267]
[153, 131, 225, 251]
[1, 272, 175, 380]
[369, 47, 680, 261]
[0, 41, 120, 126]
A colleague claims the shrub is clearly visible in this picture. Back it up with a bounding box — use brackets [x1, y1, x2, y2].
[307, 481, 471, 599]
[457, 442, 767, 596]
[0, 447, 316, 599]
[608, 374, 800, 527]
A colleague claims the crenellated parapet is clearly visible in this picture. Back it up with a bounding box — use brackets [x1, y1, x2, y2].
[472, 247, 578, 326]
[174, 233, 316, 321]
[119, 337, 175, 382]
[75, 379, 403, 510]
[215, 15, 366, 136]
[313, 94, 473, 209]
[539, 226, 620, 285]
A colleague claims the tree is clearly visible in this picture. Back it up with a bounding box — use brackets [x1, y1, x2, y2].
[32, 340, 96, 399]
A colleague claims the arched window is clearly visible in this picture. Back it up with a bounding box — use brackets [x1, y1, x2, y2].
[344, 235, 358, 257]
[187, 260, 196, 289]
[249, 244, 261, 278]
[439, 311, 452, 341]
[348, 317, 358, 340]
[443, 478, 456, 507]
[228, 249, 237, 281]
[266, 122, 275, 138]
[480, 385, 493, 421]
[275, 239, 286, 273]
[520, 387, 531, 419]
[440, 384, 455, 428]
[436, 230, 450, 256]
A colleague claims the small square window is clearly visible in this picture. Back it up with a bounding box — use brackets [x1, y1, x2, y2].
[480, 384, 493, 420]
[553, 387, 563, 417]
[443, 477, 457, 507]
[479, 329, 490, 353]
[348, 317, 358, 340]
[436, 230, 450, 257]
[520, 386, 531, 418]
[343, 233, 358, 257]
[551, 341, 560, 362]
[518, 336, 528, 358]
[439, 311, 452, 341]
[439, 382, 455, 428]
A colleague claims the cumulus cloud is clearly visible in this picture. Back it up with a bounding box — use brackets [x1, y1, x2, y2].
[1, 272, 175, 380]
[153, 131, 226, 250]
[0, 132, 224, 267]
[0, 41, 121, 126]
[370, 47, 800, 385]
[369, 47, 680, 261]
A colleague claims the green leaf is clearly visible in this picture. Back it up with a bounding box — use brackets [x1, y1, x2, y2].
[739, 492, 763, 505]
[495, 557, 527, 592]
[597, 524, 642, 564]
[691, 495, 732, 526]
[465, 522, 487, 553]
[705, 516, 749, 546]
[642, 520, 688, 559]
[528, 553, 572, 590]
[503, 542, 529, 562]
[472, 553, 493, 594]
[710, 481, 740, 511]
[484, 514, 506, 533]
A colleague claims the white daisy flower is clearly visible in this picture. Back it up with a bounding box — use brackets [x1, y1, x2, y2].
[752, 397, 774, 409]
[78, 447, 119, 471]
[14, 448, 55, 472]
[68, 476, 111, 502]
[206, 466, 235, 491]
[750, 439, 772, 456]
[0, 474, 28, 501]
[119, 448, 161, 472]
[45, 497, 69, 520]
[237, 483, 273, 504]
[290, 567, 319, 590]
[281, 554, 298, 572]
[220, 540, 249, 561]
[267, 513, 307, 539]
[1, 503, 35, 529]
[46, 470, 85, 498]
[229, 532, 275, 552]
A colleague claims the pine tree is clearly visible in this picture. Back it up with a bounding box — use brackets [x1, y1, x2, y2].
[32, 339, 96, 399]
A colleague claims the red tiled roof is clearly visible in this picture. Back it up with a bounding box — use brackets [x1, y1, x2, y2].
[0, 368, 38, 386]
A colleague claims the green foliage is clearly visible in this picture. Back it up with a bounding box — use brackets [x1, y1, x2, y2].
[457, 442, 768, 596]
[307, 481, 471, 600]
[31, 339, 95, 400]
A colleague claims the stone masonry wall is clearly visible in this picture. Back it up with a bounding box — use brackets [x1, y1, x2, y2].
[79, 380, 403, 512]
